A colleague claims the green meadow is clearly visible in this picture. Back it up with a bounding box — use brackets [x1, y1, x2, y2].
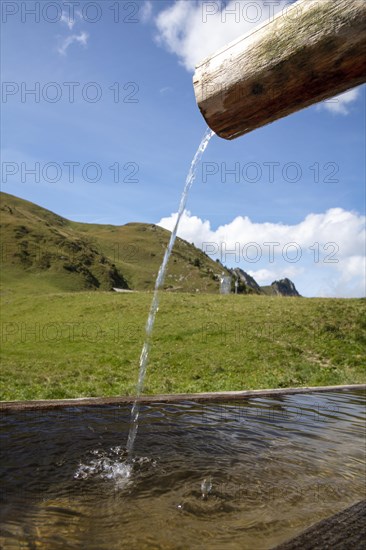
[1, 192, 365, 401]
[1, 289, 365, 401]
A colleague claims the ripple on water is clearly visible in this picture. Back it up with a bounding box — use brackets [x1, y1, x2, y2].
[1, 390, 365, 550]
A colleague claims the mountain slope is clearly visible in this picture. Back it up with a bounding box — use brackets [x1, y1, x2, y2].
[1, 192, 129, 292]
[232, 268, 262, 294]
[0, 192, 229, 293]
[231, 268, 301, 297]
[71, 220, 230, 292]
[261, 278, 301, 297]
[1, 193, 301, 296]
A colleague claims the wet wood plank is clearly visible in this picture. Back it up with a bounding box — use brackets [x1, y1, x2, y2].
[1, 384, 365, 411]
[273, 499, 366, 549]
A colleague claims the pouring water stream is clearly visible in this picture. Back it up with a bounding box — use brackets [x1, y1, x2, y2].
[126, 128, 214, 458]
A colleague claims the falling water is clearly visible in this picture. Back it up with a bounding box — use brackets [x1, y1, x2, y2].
[126, 127, 215, 457]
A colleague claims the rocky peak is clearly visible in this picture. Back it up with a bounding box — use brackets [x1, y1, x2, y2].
[270, 278, 301, 297]
[233, 268, 262, 294]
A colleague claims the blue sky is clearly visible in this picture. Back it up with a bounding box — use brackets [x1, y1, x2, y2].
[1, 0, 365, 297]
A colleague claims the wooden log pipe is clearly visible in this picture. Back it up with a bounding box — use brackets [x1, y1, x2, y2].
[193, 0, 366, 140]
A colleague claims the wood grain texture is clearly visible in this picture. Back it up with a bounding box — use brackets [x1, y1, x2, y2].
[274, 499, 366, 549]
[193, 0, 366, 139]
[1, 384, 365, 411]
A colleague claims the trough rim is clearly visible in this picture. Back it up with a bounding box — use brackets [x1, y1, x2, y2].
[1, 384, 365, 411]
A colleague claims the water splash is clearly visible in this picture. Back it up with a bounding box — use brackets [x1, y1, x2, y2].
[126, 127, 215, 457]
[74, 447, 157, 489]
[74, 447, 133, 489]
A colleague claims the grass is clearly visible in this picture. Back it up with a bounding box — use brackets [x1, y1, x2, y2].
[1, 192, 365, 401]
[1, 290, 365, 401]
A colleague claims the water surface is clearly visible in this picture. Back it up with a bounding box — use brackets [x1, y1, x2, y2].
[1, 390, 365, 549]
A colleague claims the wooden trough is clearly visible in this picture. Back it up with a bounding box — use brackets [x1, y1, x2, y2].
[193, 0, 366, 139]
[1, 384, 365, 411]
[273, 499, 366, 550]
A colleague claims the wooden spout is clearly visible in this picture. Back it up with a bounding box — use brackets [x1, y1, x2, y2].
[193, 0, 366, 140]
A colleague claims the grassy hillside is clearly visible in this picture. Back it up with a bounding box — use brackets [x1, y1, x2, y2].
[1, 291, 365, 400]
[1, 192, 365, 401]
[71, 220, 228, 293]
[0, 192, 229, 294]
[0, 193, 128, 293]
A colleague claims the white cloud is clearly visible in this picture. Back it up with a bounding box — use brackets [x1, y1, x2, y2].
[141, 1, 153, 24]
[58, 32, 89, 56]
[157, 209, 366, 297]
[331, 256, 366, 297]
[60, 11, 76, 30]
[248, 266, 304, 284]
[58, 10, 87, 53]
[154, 0, 290, 71]
[320, 88, 361, 115]
[60, 9, 83, 30]
[159, 86, 174, 95]
[248, 268, 276, 283]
